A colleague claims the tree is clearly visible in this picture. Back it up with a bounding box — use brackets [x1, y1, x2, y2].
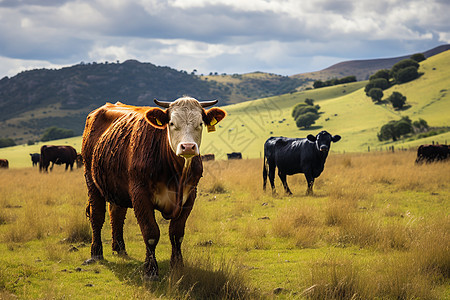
[378, 121, 397, 141]
[390, 59, 419, 80]
[41, 127, 75, 142]
[377, 117, 413, 141]
[313, 80, 325, 89]
[396, 66, 419, 84]
[413, 118, 429, 132]
[292, 99, 321, 129]
[295, 112, 320, 129]
[369, 88, 383, 102]
[364, 78, 389, 95]
[0, 138, 16, 148]
[410, 53, 425, 62]
[387, 92, 407, 109]
[369, 69, 390, 81]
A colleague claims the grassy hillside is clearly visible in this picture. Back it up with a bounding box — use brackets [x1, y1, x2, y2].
[199, 50, 450, 159]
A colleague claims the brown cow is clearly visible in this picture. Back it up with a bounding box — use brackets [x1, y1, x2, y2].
[82, 97, 226, 280]
[0, 159, 8, 169]
[40, 145, 77, 172]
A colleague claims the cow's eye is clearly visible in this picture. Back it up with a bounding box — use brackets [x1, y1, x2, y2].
[170, 122, 175, 127]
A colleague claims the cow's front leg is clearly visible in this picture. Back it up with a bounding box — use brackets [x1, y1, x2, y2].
[305, 173, 314, 195]
[109, 203, 128, 256]
[169, 205, 193, 270]
[132, 191, 160, 281]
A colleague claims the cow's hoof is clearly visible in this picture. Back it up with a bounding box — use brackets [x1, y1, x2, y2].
[143, 274, 160, 282]
[82, 256, 103, 265]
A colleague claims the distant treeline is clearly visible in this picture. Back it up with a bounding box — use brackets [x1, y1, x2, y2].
[313, 76, 357, 89]
[0, 138, 15, 148]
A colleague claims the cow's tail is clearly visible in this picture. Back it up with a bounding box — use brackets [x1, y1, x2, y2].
[85, 202, 91, 219]
[263, 152, 268, 191]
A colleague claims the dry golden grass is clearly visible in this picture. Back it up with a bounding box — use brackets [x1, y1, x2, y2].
[0, 151, 448, 299]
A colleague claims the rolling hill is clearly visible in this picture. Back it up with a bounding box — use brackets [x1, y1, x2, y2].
[291, 44, 450, 81]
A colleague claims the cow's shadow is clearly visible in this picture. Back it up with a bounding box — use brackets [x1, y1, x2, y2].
[101, 256, 245, 298]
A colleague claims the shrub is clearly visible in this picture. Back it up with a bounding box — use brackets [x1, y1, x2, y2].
[368, 88, 383, 102]
[387, 91, 407, 109]
[390, 59, 419, 78]
[410, 53, 426, 62]
[295, 112, 320, 129]
[369, 69, 390, 81]
[364, 78, 389, 95]
[396, 66, 419, 83]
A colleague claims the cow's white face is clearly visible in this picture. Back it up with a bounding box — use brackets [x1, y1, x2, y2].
[167, 99, 204, 158]
[145, 96, 226, 160]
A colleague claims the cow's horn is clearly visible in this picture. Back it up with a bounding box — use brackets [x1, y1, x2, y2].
[154, 99, 171, 108]
[200, 100, 218, 108]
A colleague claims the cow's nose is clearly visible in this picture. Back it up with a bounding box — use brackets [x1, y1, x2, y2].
[320, 145, 329, 152]
[177, 142, 199, 158]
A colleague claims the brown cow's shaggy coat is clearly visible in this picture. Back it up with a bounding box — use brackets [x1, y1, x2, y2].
[82, 98, 225, 280]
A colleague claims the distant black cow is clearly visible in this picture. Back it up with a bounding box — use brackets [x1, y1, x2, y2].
[40, 145, 77, 172]
[30, 153, 40, 167]
[201, 153, 215, 161]
[263, 131, 341, 195]
[415, 144, 449, 164]
[227, 152, 242, 160]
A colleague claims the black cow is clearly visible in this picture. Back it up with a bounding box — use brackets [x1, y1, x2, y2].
[30, 153, 40, 167]
[263, 131, 341, 195]
[227, 152, 242, 160]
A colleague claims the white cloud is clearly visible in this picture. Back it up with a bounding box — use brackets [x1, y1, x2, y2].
[0, 0, 448, 77]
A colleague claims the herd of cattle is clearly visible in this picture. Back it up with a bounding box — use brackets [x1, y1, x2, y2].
[0, 96, 448, 281]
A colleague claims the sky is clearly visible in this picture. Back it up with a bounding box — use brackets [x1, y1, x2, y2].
[0, 0, 449, 79]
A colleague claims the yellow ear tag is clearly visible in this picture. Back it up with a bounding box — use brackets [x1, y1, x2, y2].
[207, 117, 217, 132]
[156, 118, 162, 126]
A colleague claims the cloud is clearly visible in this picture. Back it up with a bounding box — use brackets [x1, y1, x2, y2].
[0, 0, 448, 77]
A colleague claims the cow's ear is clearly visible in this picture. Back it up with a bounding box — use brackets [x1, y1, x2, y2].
[203, 107, 226, 126]
[332, 135, 341, 142]
[145, 108, 169, 129]
[307, 134, 316, 142]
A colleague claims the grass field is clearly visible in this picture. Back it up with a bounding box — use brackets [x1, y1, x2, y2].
[0, 151, 449, 299]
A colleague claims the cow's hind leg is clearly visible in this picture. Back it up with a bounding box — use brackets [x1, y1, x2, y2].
[278, 171, 292, 195]
[109, 203, 128, 256]
[85, 181, 106, 263]
[263, 157, 268, 191]
[268, 163, 277, 194]
[132, 190, 160, 281]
